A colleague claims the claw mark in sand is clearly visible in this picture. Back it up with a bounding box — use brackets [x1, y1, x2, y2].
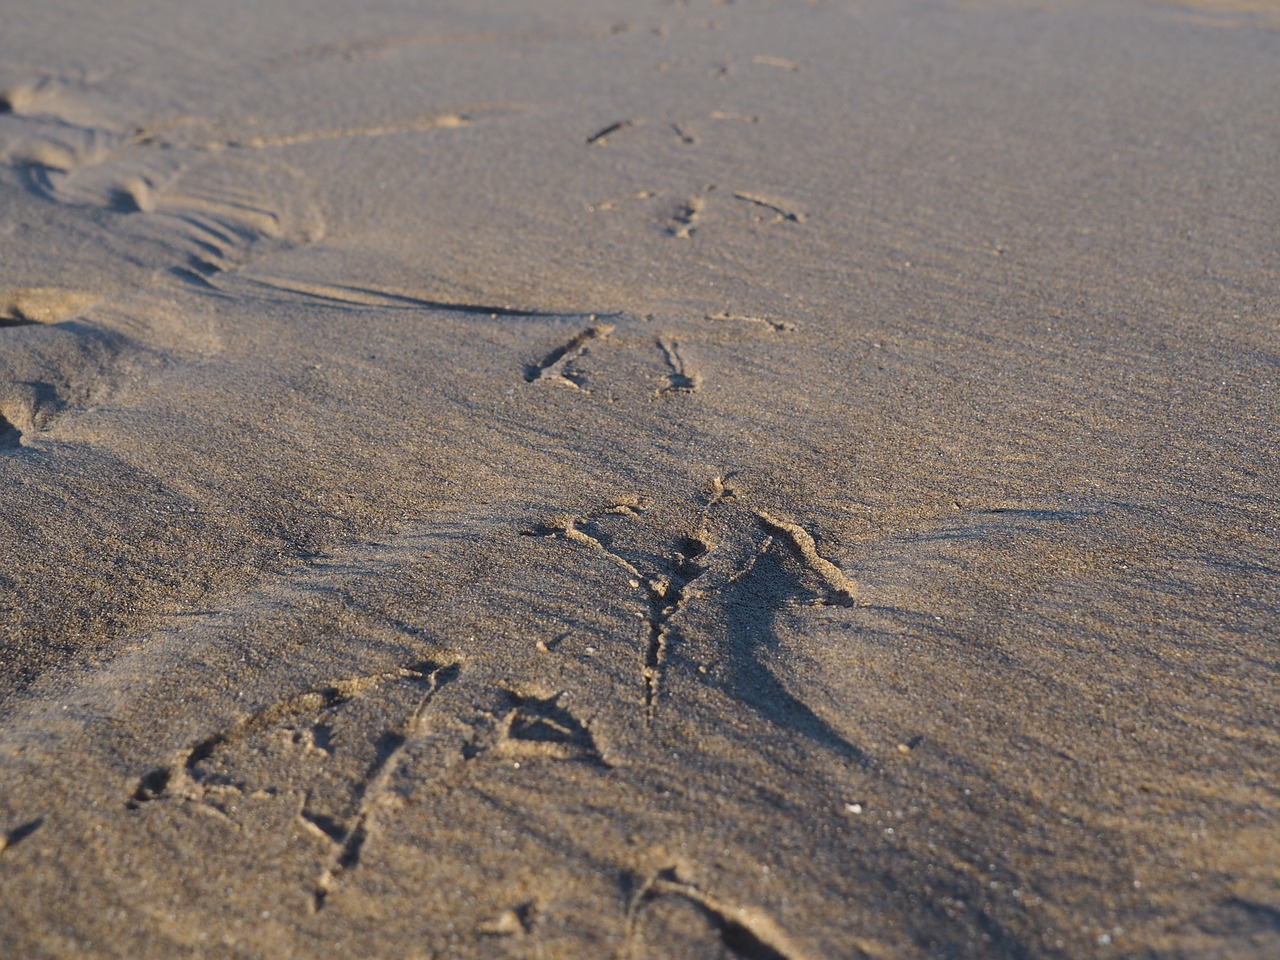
[705, 312, 796, 333]
[754, 511, 861, 607]
[587, 120, 634, 145]
[625, 866, 805, 960]
[524, 322, 613, 390]
[308, 660, 460, 911]
[657, 337, 698, 393]
[733, 192, 806, 223]
[523, 514, 643, 578]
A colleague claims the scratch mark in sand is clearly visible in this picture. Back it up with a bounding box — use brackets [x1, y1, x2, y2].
[587, 120, 635, 145]
[733, 192, 806, 223]
[671, 122, 698, 145]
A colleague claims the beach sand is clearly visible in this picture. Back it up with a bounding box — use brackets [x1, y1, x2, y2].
[1, 0, 1277, 956]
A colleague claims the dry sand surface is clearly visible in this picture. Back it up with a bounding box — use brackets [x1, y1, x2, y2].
[1, 0, 1278, 956]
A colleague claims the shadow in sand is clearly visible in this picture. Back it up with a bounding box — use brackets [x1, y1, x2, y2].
[710, 546, 868, 768]
[3, 816, 44, 851]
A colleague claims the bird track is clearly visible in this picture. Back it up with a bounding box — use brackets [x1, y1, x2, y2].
[522, 477, 868, 746]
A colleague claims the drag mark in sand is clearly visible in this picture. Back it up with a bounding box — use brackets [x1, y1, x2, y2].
[523, 322, 614, 390]
[124, 106, 523, 151]
[445, 683, 615, 771]
[625, 866, 804, 960]
[524, 516, 640, 577]
[0, 330, 120, 449]
[709, 111, 759, 124]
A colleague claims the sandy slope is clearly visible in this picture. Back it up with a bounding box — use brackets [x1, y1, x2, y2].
[1, 1, 1277, 956]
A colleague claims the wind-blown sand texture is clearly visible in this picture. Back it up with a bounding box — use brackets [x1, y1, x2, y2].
[1, 0, 1277, 957]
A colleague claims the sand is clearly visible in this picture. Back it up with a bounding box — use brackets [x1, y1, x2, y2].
[1, 0, 1277, 956]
